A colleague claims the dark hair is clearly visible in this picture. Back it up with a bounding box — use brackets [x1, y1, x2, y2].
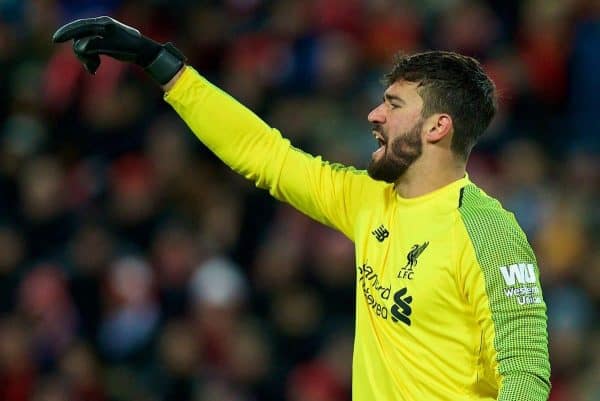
[385, 51, 497, 159]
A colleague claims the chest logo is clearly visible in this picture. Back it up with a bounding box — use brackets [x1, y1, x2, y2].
[390, 287, 413, 326]
[398, 241, 429, 280]
[372, 225, 390, 242]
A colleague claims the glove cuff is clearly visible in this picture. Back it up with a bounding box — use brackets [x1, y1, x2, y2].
[144, 43, 186, 85]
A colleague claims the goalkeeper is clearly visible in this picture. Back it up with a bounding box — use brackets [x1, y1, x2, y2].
[53, 17, 551, 401]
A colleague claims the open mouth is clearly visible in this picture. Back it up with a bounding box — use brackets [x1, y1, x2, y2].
[372, 130, 386, 156]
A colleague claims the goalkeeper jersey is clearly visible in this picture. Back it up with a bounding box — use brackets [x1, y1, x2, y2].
[164, 66, 551, 401]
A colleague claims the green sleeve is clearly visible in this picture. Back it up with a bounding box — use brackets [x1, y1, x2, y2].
[459, 184, 551, 401]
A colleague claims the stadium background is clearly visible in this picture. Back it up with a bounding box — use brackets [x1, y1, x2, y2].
[0, 0, 598, 400]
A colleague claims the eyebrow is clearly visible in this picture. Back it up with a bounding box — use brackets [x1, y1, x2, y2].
[383, 93, 406, 105]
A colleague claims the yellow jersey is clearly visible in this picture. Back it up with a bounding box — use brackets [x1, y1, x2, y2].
[164, 66, 551, 401]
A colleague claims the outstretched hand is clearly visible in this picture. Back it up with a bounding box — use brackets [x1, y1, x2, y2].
[52, 16, 185, 85]
[52, 16, 142, 43]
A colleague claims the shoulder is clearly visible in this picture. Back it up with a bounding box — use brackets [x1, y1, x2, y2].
[458, 183, 519, 232]
[457, 183, 535, 263]
[322, 160, 391, 195]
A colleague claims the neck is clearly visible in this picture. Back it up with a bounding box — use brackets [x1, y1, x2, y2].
[394, 154, 466, 198]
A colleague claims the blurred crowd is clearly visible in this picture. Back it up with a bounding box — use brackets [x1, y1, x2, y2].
[0, 0, 599, 400]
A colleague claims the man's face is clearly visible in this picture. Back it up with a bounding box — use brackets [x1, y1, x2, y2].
[367, 80, 425, 183]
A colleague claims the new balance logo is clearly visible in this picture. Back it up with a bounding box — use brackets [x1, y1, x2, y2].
[372, 225, 389, 242]
[500, 263, 536, 286]
[391, 287, 412, 326]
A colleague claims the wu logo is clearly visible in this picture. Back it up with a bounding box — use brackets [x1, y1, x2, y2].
[500, 263, 536, 286]
[372, 225, 389, 242]
[398, 242, 429, 279]
[391, 287, 413, 326]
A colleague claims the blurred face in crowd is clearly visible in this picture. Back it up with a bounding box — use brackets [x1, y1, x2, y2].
[367, 80, 425, 183]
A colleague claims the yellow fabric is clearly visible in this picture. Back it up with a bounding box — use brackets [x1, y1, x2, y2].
[350, 178, 500, 401]
[164, 66, 381, 239]
[164, 66, 550, 401]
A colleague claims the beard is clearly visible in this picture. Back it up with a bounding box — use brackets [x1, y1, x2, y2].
[367, 119, 424, 183]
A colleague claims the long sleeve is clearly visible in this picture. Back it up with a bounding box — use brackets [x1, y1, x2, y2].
[163, 66, 379, 240]
[458, 184, 551, 400]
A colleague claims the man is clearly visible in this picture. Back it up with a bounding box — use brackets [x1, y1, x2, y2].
[53, 16, 551, 401]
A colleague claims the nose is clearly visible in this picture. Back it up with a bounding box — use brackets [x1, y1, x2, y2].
[368, 103, 385, 124]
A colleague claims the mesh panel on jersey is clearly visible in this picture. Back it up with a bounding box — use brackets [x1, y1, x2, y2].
[458, 184, 550, 401]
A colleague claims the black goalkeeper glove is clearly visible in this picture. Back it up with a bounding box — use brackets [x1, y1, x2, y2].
[52, 16, 185, 85]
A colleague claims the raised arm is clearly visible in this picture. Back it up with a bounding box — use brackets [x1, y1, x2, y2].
[52, 16, 379, 240]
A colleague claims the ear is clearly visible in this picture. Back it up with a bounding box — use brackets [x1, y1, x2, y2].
[424, 114, 453, 143]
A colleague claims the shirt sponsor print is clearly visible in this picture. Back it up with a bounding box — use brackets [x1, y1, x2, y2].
[358, 263, 413, 326]
[499, 263, 542, 305]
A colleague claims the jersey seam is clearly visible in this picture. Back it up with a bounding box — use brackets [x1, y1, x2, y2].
[458, 187, 503, 398]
